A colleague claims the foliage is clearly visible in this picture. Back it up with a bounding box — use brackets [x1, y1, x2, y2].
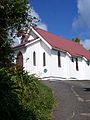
[11, 67, 54, 120]
[0, 68, 31, 120]
[0, 0, 31, 67]
[0, 66, 54, 120]
[0, 1, 54, 119]
[0, 0, 30, 30]
[72, 37, 80, 43]
[0, 28, 13, 68]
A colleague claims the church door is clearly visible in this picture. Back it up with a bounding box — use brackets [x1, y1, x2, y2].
[16, 52, 23, 67]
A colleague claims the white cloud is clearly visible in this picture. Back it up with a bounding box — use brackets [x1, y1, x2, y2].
[72, 0, 90, 30]
[81, 39, 90, 50]
[30, 8, 48, 30]
[37, 23, 48, 31]
[72, 0, 90, 50]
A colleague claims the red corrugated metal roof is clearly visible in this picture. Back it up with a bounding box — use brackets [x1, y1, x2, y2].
[14, 27, 90, 60]
[34, 27, 90, 60]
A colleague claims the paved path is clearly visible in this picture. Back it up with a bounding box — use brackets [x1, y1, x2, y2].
[42, 80, 90, 120]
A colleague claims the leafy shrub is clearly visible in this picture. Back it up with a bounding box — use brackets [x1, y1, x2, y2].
[0, 68, 30, 120]
[0, 67, 54, 120]
[11, 67, 54, 120]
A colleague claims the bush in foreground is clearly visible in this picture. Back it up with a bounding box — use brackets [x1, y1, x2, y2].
[0, 68, 29, 120]
[0, 67, 54, 120]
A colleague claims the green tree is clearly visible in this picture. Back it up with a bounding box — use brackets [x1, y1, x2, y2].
[0, 1, 32, 119]
[72, 37, 80, 43]
[0, 1, 54, 120]
[0, 0, 31, 67]
[75, 37, 80, 43]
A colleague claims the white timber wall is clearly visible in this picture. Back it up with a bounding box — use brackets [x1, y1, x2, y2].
[50, 49, 90, 80]
[69, 57, 84, 80]
[84, 60, 90, 80]
[14, 40, 90, 80]
[25, 40, 51, 78]
[68, 57, 90, 80]
[50, 49, 68, 79]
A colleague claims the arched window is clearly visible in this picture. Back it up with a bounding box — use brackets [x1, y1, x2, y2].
[58, 51, 61, 67]
[33, 51, 36, 66]
[76, 58, 79, 71]
[43, 52, 46, 66]
[16, 51, 23, 67]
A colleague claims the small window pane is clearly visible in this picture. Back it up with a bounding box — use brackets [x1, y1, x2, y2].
[87, 61, 89, 66]
[33, 52, 36, 66]
[43, 52, 46, 66]
[58, 51, 61, 67]
[71, 57, 74, 62]
[76, 58, 79, 71]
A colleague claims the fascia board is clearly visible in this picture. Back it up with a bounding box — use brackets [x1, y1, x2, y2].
[83, 56, 87, 61]
[25, 38, 41, 46]
[66, 52, 72, 57]
[13, 45, 25, 50]
[31, 27, 52, 49]
[52, 47, 66, 53]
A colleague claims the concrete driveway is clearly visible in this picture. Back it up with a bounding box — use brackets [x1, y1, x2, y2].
[42, 80, 90, 120]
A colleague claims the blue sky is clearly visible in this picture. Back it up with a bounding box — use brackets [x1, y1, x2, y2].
[30, 0, 90, 49]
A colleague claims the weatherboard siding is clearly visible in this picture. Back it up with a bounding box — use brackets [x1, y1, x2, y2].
[23, 40, 51, 77]
[14, 44, 90, 80]
[50, 50, 68, 79]
[14, 27, 90, 80]
[84, 60, 90, 80]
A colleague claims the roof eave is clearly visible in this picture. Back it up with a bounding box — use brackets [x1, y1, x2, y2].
[52, 46, 66, 53]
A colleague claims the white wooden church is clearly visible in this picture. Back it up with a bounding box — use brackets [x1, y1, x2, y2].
[14, 27, 90, 80]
